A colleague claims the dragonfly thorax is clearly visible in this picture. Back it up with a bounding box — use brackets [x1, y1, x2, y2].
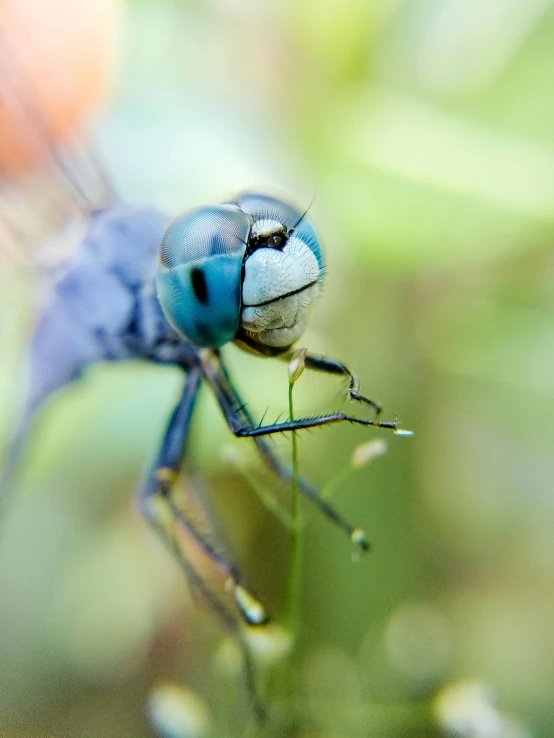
[156, 192, 324, 353]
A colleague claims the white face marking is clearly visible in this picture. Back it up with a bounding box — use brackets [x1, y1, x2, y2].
[240, 234, 322, 346]
[241, 281, 320, 347]
[242, 236, 320, 307]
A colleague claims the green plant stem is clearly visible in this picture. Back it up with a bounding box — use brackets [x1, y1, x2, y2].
[286, 381, 303, 638]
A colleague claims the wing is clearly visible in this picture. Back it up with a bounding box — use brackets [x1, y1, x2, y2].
[0, 0, 118, 227]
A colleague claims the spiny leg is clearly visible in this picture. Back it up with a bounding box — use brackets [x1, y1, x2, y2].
[140, 366, 267, 720]
[139, 366, 268, 626]
[202, 352, 399, 551]
[165, 522, 264, 722]
[203, 352, 397, 435]
[217, 357, 370, 549]
[152, 510, 265, 723]
[285, 351, 383, 417]
[254, 434, 369, 550]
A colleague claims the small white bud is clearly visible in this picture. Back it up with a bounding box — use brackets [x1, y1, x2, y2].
[288, 347, 307, 385]
[351, 439, 388, 468]
[148, 683, 210, 738]
[245, 624, 293, 667]
[434, 682, 502, 737]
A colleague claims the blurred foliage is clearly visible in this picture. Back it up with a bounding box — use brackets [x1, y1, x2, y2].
[1, 0, 554, 736]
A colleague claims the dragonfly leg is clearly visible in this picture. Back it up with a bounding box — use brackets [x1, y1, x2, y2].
[157, 523, 265, 722]
[203, 351, 398, 436]
[140, 366, 267, 722]
[158, 517, 265, 723]
[139, 366, 268, 627]
[286, 351, 383, 417]
[253, 434, 370, 550]
[203, 353, 390, 551]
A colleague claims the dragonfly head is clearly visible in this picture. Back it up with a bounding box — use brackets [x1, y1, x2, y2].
[157, 193, 325, 352]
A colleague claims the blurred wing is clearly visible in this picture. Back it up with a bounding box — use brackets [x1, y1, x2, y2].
[0, 3, 123, 505]
[0, 1, 118, 263]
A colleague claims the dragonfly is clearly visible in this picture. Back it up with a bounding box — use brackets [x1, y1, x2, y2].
[0, 22, 411, 721]
[3, 190, 409, 617]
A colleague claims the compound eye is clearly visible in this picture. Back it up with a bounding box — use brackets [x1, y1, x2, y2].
[157, 203, 250, 348]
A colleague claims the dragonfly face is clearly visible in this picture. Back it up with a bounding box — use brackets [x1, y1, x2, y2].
[157, 192, 324, 353]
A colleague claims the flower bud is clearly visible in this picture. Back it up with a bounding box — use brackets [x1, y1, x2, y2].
[245, 624, 293, 667]
[288, 347, 307, 385]
[148, 683, 210, 738]
[351, 439, 387, 468]
[434, 682, 502, 737]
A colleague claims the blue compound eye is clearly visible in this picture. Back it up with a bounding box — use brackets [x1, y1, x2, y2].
[157, 204, 250, 348]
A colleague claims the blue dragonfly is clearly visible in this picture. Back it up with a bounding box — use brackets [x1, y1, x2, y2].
[0, 47, 411, 720]
[3, 190, 407, 620]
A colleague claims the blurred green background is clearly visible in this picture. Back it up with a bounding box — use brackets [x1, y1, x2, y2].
[1, 0, 553, 736]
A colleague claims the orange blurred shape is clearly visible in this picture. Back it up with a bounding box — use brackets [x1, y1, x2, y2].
[0, 0, 120, 176]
